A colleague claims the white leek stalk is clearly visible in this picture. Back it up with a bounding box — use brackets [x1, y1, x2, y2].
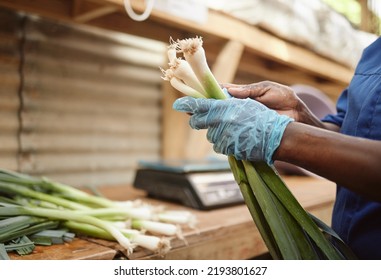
[122, 230, 171, 255]
[169, 58, 208, 97]
[156, 210, 197, 228]
[131, 219, 179, 236]
[73, 207, 152, 220]
[161, 68, 205, 98]
[175, 37, 226, 100]
[65, 221, 171, 255]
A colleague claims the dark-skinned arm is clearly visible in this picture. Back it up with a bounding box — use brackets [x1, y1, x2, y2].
[274, 122, 381, 202]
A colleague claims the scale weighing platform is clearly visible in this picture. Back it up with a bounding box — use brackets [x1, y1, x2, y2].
[133, 159, 244, 210]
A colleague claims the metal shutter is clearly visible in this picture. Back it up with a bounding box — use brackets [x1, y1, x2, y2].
[1, 8, 166, 187]
[0, 9, 21, 171]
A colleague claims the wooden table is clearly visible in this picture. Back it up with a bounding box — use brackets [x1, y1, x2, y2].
[10, 176, 336, 260]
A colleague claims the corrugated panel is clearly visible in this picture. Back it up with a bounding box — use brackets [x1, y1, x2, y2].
[17, 15, 166, 187]
[0, 9, 21, 171]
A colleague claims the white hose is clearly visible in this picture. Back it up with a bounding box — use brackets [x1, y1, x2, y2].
[123, 0, 155, 21]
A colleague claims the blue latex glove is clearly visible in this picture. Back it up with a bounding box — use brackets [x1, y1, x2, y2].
[173, 96, 294, 164]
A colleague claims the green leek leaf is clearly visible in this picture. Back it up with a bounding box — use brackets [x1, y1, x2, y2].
[253, 161, 344, 259]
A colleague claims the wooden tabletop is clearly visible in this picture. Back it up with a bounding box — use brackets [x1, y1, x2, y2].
[9, 175, 336, 260]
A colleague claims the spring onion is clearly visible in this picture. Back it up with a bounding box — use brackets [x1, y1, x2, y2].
[0, 182, 90, 210]
[5, 236, 35, 256]
[0, 168, 197, 257]
[64, 221, 171, 255]
[0, 243, 10, 260]
[0, 216, 48, 243]
[0, 169, 116, 208]
[0, 204, 135, 254]
[161, 36, 356, 259]
[131, 220, 180, 236]
[156, 210, 197, 227]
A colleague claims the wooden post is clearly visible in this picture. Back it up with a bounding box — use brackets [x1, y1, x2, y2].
[161, 80, 189, 159]
[72, 0, 117, 23]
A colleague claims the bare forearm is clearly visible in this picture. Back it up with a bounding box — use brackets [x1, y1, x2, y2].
[297, 100, 340, 132]
[274, 122, 381, 201]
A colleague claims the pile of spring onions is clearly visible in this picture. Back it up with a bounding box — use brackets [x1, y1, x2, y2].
[161, 36, 356, 259]
[0, 168, 196, 258]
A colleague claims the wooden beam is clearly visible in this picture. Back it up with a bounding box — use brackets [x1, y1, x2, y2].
[204, 42, 346, 101]
[0, 0, 353, 88]
[72, 0, 117, 23]
[96, 0, 353, 85]
[0, 0, 72, 19]
[236, 52, 346, 101]
[212, 40, 245, 83]
[161, 82, 189, 159]
[86, 11, 188, 43]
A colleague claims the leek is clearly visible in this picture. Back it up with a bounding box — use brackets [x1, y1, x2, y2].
[0, 216, 57, 244]
[0, 204, 135, 254]
[131, 220, 180, 236]
[0, 169, 196, 256]
[5, 236, 35, 256]
[0, 182, 90, 210]
[0, 169, 116, 208]
[64, 221, 171, 255]
[161, 36, 356, 259]
[0, 243, 10, 260]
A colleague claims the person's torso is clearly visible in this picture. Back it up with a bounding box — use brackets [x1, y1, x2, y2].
[332, 36, 381, 259]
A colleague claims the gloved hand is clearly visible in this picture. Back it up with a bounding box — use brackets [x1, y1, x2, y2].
[173, 96, 294, 164]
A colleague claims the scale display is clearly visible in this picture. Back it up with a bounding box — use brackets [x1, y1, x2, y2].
[133, 160, 244, 210]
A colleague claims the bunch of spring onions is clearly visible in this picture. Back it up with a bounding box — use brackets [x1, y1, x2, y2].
[0, 168, 196, 257]
[161, 36, 356, 259]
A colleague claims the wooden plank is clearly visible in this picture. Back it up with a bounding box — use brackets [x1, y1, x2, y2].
[9, 238, 117, 260]
[72, 0, 118, 23]
[92, 176, 336, 260]
[6, 176, 335, 259]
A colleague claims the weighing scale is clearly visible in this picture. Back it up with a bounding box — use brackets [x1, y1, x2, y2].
[133, 159, 244, 210]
